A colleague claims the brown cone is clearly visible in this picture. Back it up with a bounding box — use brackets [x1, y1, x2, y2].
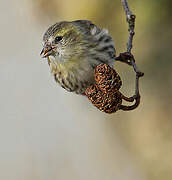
[94, 64, 122, 93]
[85, 84, 122, 114]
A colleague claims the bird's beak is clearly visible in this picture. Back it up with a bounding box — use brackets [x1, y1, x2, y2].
[40, 45, 56, 58]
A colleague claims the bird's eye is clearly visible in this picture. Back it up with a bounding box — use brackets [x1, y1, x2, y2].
[55, 36, 63, 43]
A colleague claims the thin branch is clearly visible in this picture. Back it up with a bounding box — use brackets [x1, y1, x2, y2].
[121, 0, 133, 16]
[118, 0, 144, 111]
[121, 0, 135, 53]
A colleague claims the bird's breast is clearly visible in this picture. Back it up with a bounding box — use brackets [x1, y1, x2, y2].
[47, 57, 95, 94]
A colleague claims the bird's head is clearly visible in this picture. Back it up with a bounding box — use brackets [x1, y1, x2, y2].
[40, 21, 94, 63]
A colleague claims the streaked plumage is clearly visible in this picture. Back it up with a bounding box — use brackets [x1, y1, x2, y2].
[41, 20, 115, 94]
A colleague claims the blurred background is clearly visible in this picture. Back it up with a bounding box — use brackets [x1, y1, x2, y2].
[0, 0, 172, 180]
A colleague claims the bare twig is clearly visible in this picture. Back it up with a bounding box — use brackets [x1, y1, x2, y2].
[118, 0, 144, 111]
[121, 0, 135, 53]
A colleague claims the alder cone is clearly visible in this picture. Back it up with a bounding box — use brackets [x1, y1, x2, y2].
[94, 64, 122, 93]
[85, 84, 122, 113]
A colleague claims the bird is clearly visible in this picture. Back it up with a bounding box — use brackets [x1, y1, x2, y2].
[40, 20, 116, 95]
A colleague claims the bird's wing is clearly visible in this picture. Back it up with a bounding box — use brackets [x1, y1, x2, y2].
[72, 20, 101, 36]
